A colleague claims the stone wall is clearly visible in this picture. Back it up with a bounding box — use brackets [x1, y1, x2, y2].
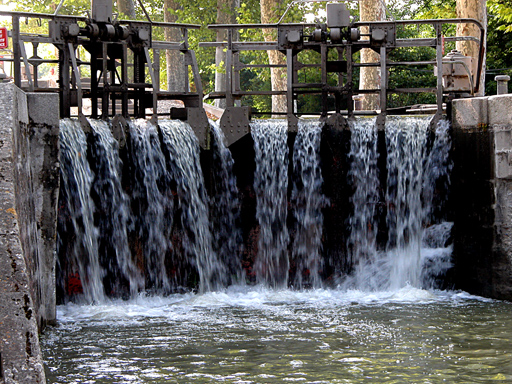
[0, 83, 59, 383]
[452, 94, 512, 300]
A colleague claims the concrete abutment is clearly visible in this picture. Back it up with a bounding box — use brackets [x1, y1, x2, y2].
[0, 83, 59, 384]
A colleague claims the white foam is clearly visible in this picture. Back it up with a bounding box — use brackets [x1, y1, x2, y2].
[56, 285, 494, 324]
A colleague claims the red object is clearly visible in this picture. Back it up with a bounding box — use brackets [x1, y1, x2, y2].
[0, 28, 7, 49]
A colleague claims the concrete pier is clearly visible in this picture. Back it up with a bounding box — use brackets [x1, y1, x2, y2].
[0, 83, 59, 384]
[452, 94, 512, 300]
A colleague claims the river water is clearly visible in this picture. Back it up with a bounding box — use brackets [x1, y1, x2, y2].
[41, 286, 512, 383]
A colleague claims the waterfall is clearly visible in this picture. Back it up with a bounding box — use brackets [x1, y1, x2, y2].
[56, 114, 453, 300]
[342, 116, 452, 291]
[127, 119, 172, 293]
[58, 119, 104, 303]
[385, 116, 430, 289]
[291, 120, 327, 289]
[159, 120, 225, 292]
[251, 120, 290, 287]
[346, 117, 380, 289]
[210, 121, 244, 285]
[87, 120, 143, 297]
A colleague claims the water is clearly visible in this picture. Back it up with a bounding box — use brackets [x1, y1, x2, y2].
[127, 119, 173, 293]
[342, 116, 452, 291]
[251, 120, 290, 288]
[87, 119, 143, 297]
[46, 116, 507, 383]
[159, 120, 225, 292]
[58, 119, 105, 303]
[209, 121, 244, 285]
[345, 117, 380, 289]
[41, 287, 512, 383]
[291, 120, 327, 288]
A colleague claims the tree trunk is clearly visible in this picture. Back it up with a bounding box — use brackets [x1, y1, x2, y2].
[118, 0, 136, 18]
[359, 0, 385, 110]
[164, 0, 187, 93]
[215, 0, 237, 109]
[456, 0, 487, 96]
[261, 0, 287, 114]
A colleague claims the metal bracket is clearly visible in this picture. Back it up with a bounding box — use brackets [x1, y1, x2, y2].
[78, 113, 92, 134]
[219, 106, 251, 147]
[324, 113, 349, 130]
[111, 114, 128, 148]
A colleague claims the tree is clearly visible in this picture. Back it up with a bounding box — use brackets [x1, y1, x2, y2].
[359, 0, 386, 110]
[215, 0, 237, 108]
[164, 0, 187, 92]
[117, 0, 136, 18]
[260, 0, 287, 114]
[456, 0, 487, 96]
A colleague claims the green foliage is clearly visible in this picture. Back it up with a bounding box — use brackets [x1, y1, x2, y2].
[7, 0, 512, 108]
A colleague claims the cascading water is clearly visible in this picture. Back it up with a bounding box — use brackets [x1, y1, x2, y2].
[209, 121, 244, 284]
[291, 120, 327, 288]
[342, 116, 452, 291]
[159, 120, 226, 292]
[251, 120, 290, 287]
[345, 117, 380, 290]
[385, 116, 430, 289]
[57, 114, 453, 298]
[87, 119, 143, 297]
[58, 119, 104, 303]
[127, 119, 173, 293]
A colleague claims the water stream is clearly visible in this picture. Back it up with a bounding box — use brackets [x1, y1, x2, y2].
[42, 287, 512, 383]
[44, 116, 507, 383]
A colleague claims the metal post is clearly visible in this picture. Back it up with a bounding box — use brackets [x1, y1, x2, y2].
[436, 25, 444, 113]
[346, 44, 353, 118]
[68, 43, 82, 115]
[225, 29, 234, 108]
[12, 16, 21, 88]
[287, 48, 294, 116]
[321, 43, 328, 117]
[121, 43, 128, 117]
[102, 42, 109, 119]
[59, 46, 71, 118]
[380, 46, 387, 113]
[19, 41, 34, 91]
[91, 44, 98, 118]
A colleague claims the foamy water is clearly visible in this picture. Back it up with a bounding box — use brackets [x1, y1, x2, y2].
[55, 286, 489, 324]
[43, 287, 512, 384]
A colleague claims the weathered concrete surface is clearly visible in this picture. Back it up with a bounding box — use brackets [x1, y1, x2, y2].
[0, 83, 46, 382]
[452, 94, 512, 300]
[19, 93, 60, 329]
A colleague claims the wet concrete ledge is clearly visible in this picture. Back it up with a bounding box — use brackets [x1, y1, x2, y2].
[0, 83, 59, 384]
[452, 95, 512, 300]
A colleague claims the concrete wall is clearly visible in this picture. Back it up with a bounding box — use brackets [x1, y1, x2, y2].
[0, 83, 59, 383]
[452, 94, 512, 300]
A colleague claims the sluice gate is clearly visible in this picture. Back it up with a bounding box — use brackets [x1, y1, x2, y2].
[1, 1, 485, 144]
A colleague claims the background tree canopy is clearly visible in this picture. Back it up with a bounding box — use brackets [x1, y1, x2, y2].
[8, 0, 512, 110]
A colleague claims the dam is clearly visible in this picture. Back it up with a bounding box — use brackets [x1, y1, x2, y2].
[1, 1, 512, 382]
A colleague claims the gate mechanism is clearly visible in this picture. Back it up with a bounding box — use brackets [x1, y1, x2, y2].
[1, 0, 210, 148]
[201, 1, 484, 143]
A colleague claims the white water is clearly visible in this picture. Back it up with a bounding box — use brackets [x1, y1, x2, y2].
[210, 121, 244, 284]
[251, 120, 290, 288]
[159, 120, 226, 292]
[88, 119, 143, 296]
[43, 286, 512, 383]
[291, 120, 327, 288]
[346, 117, 380, 289]
[342, 117, 453, 291]
[58, 119, 105, 302]
[128, 119, 173, 292]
